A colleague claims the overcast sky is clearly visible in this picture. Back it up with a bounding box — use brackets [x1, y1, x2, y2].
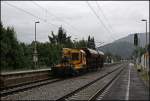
[1, 1, 149, 46]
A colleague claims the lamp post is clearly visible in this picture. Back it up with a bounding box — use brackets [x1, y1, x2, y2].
[141, 19, 147, 48]
[141, 19, 149, 79]
[33, 21, 40, 69]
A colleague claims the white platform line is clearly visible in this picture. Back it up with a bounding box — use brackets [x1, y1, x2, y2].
[125, 65, 131, 100]
[97, 68, 123, 100]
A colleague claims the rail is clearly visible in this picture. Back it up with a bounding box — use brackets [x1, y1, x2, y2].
[56, 63, 125, 100]
[0, 62, 120, 90]
[0, 68, 51, 89]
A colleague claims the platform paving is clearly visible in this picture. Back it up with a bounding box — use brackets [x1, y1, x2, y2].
[98, 63, 149, 100]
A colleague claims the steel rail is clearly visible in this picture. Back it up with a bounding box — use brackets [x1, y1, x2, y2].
[1, 78, 62, 97]
[88, 66, 125, 101]
[56, 64, 125, 101]
[1, 63, 122, 97]
[1, 77, 51, 91]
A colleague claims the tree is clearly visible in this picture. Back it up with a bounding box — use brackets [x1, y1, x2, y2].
[1, 21, 34, 71]
[132, 47, 146, 58]
[87, 35, 91, 48]
[0, 22, 98, 71]
[47, 26, 73, 66]
[87, 35, 96, 49]
[73, 38, 88, 48]
[0, 21, 8, 69]
[48, 26, 72, 45]
[91, 37, 96, 49]
[48, 31, 57, 44]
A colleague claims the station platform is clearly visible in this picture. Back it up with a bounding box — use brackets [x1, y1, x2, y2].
[100, 63, 149, 100]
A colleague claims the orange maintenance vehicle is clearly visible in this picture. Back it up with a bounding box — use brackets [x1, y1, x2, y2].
[52, 48, 104, 76]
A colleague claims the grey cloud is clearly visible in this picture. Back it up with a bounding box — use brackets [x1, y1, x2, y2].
[1, 1, 149, 45]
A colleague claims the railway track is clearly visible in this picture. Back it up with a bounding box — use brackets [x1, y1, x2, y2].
[0, 78, 62, 97]
[1, 69, 105, 97]
[56, 64, 126, 101]
[1, 70, 101, 97]
[0, 63, 122, 98]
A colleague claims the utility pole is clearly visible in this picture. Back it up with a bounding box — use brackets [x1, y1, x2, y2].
[141, 19, 149, 79]
[33, 21, 40, 69]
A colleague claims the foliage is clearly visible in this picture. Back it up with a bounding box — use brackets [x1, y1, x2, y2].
[0, 23, 97, 71]
[87, 35, 96, 49]
[48, 27, 72, 45]
[132, 47, 146, 58]
[73, 39, 88, 48]
[0, 21, 32, 71]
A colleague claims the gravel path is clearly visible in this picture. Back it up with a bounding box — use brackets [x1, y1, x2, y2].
[1, 64, 124, 100]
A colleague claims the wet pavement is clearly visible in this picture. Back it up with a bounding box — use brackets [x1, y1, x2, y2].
[98, 63, 149, 100]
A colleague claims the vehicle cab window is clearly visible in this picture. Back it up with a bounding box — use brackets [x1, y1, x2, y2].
[72, 53, 79, 61]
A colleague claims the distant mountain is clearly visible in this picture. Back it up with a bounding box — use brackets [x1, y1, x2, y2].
[98, 33, 149, 59]
[115, 33, 149, 47]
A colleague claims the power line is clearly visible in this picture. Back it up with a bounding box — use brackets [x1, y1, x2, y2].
[95, 1, 114, 32]
[4, 2, 83, 41]
[86, 1, 112, 34]
[4, 1, 117, 44]
[31, 1, 84, 34]
[86, 1, 119, 42]
[4, 2, 59, 29]
[95, 1, 120, 38]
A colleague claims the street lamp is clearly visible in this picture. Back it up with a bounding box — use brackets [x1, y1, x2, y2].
[33, 21, 40, 69]
[141, 19, 147, 48]
[141, 19, 149, 79]
[35, 21, 40, 42]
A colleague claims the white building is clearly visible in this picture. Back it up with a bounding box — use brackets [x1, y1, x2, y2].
[140, 52, 149, 72]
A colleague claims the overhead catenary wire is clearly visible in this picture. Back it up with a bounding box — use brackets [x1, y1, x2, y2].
[4, 2, 59, 29]
[86, 1, 112, 34]
[31, 1, 85, 35]
[4, 1, 115, 44]
[95, 1, 114, 34]
[86, 1, 117, 41]
[95, 1, 120, 38]
[4, 2, 81, 40]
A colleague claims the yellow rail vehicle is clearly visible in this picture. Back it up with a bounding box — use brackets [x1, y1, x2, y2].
[52, 48, 87, 75]
[52, 48, 104, 76]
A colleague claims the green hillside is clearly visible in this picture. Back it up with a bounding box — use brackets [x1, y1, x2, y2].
[98, 41, 135, 59]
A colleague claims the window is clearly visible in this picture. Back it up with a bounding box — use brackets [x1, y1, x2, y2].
[61, 56, 70, 63]
[72, 53, 79, 60]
